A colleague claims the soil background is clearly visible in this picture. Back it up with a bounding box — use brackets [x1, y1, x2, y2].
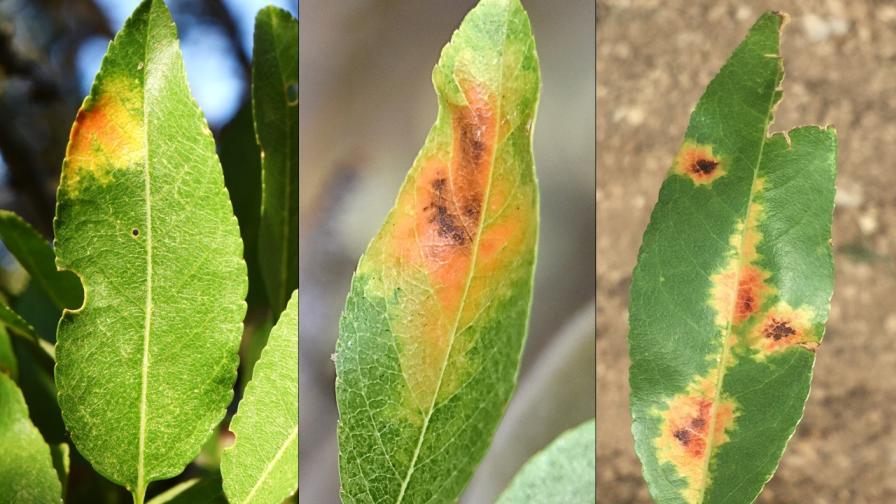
[597, 1, 896, 502]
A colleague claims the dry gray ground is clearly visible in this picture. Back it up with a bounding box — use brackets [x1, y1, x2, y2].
[598, 1, 896, 502]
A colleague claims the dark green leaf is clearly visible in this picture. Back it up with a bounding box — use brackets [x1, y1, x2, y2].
[0, 210, 83, 310]
[253, 6, 298, 316]
[628, 12, 836, 504]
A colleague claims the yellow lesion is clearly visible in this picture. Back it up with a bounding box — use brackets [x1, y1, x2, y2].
[708, 179, 771, 327]
[655, 370, 738, 504]
[672, 141, 726, 186]
[749, 302, 818, 359]
[63, 75, 144, 192]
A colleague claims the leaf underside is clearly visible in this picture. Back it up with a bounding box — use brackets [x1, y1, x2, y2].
[53, 0, 247, 500]
[628, 12, 836, 504]
[0, 372, 63, 503]
[221, 290, 298, 504]
[496, 419, 596, 503]
[334, 0, 541, 502]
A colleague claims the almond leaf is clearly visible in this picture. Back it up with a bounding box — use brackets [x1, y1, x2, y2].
[0, 372, 63, 503]
[628, 12, 836, 504]
[335, 0, 541, 501]
[221, 290, 298, 504]
[53, 0, 247, 501]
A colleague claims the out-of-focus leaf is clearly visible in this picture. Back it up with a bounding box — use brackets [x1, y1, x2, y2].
[53, 0, 247, 501]
[628, 12, 836, 504]
[335, 0, 541, 502]
[0, 210, 83, 310]
[12, 338, 64, 443]
[253, 6, 298, 316]
[496, 419, 596, 503]
[146, 473, 227, 504]
[0, 326, 16, 379]
[222, 290, 298, 504]
[0, 298, 40, 343]
[0, 372, 62, 503]
[241, 317, 273, 391]
[14, 282, 61, 343]
[50, 442, 70, 498]
[219, 102, 265, 311]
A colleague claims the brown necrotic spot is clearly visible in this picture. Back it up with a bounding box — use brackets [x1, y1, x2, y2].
[132, 228, 139, 237]
[673, 141, 726, 186]
[764, 319, 796, 341]
[424, 177, 470, 245]
[694, 159, 718, 175]
[751, 303, 818, 357]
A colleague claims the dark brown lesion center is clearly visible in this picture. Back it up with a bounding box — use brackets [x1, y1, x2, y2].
[692, 158, 719, 175]
[673, 428, 693, 445]
[765, 319, 796, 341]
[425, 177, 471, 246]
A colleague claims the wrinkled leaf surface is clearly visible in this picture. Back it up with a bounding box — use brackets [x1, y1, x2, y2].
[335, 0, 540, 501]
[53, 0, 247, 500]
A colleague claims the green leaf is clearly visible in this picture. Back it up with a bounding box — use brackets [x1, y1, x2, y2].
[496, 419, 595, 503]
[0, 298, 56, 361]
[334, 0, 540, 501]
[219, 102, 265, 311]
[53, 0, 247, 501]
[146, 473, 227, 504]
[253, 6, 298, 316]
[0, 372, 63, 503]
[50, 442, 71, 497]
[0, 326, 17, 379]
[222, 290, 298, 504]
[628, 12, 836, 504]
[0, 299, 38, 341]
[0, 210, 83, 310]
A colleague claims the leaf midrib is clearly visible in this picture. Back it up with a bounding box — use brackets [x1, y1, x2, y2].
[240, 426, 298, 504]
[135, 3, 156, 500]
[393, 6, 513, 503]
[696, 56, 783, 504]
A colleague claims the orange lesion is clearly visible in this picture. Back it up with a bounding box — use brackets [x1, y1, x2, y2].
[710, 262, 771, 327]
[750, 302, 818, 358]
[381, 80, 517, 407]
[656, 372, 738, 503]
[672, 141, 726, 185]
[63, 76, 143, 191]
[709, 179, 772, 327]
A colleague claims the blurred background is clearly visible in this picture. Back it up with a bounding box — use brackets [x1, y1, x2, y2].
[299, 1, 595, 502]
[598, 1, 895, 502]
[0, 0, 296, 501]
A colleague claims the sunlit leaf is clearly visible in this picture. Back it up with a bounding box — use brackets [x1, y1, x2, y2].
[53, 0, 247, 501]
[222, 290, 298, 504]
[496, 419, 595, 503]
[628, 12, 836, 504]
[0, 372, 62, 503]
[335, 0, 541, 501]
